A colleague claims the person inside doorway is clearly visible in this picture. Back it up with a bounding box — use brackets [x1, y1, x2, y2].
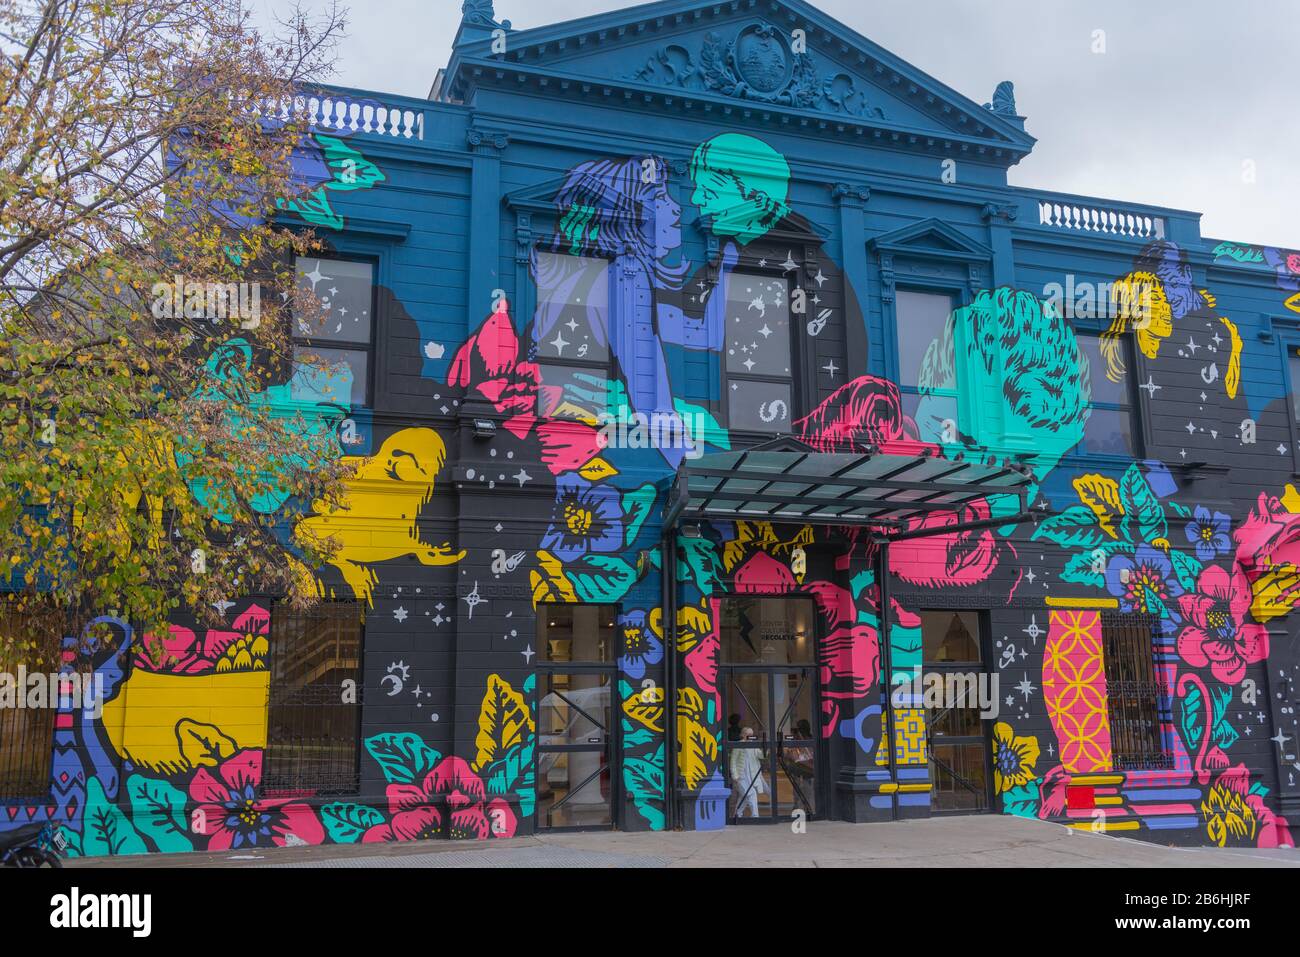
[783, 719, 814, 768]
[727, 713, 743, 741]
[730, 727, 768, 819]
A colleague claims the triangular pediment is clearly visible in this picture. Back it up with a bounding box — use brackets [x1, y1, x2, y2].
[869, 219, 992, 262]
[445, 0, 1035, 162]
[503, 174, 574, 214]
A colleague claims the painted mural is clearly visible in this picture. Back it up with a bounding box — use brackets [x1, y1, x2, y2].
[4, 3, 1300, 857]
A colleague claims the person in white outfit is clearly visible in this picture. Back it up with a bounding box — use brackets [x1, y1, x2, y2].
[729, 727, 768, 818]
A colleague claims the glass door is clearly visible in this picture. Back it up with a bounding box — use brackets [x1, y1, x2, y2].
[722, 666, 820, 823]
[920, 610, 994, 813]
[535, 605, 619, 830]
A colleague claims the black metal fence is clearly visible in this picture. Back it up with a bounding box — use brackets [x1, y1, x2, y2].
[264, 601, 364, 797]
[1101, 613, 1174, 770]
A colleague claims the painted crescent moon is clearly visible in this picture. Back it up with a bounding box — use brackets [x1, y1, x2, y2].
[381, 673, 403, 696]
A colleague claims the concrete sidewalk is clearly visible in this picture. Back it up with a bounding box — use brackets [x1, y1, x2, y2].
[67, 814, 1300, 868]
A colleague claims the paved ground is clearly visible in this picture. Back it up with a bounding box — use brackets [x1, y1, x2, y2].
[68, 814, 1300, 868]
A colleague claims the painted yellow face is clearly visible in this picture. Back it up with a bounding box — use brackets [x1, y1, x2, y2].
[1114, 272, 1173, 359]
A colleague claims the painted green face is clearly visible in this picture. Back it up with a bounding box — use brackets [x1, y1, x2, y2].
[689, 134, 790, 246]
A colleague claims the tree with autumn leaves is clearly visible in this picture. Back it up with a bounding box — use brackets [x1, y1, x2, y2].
[0, 0, 356, 660]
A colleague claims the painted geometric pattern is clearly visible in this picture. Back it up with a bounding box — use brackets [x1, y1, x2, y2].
[875, 707, 928, 766]
[1043, 609, 1113, 773]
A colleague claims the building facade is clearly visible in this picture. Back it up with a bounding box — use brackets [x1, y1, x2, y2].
[4, 0, 1300, 855]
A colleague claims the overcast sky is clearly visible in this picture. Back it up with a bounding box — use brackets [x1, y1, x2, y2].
[260, 0, 1300, 249]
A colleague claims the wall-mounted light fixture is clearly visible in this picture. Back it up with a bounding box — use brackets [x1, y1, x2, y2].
[472, 418, 497, 439]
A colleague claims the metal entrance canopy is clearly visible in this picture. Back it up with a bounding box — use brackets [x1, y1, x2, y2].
[663, 438, 1035, 539]
[657, 437, 1037, 831]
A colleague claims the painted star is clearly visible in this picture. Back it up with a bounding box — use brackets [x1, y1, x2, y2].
[521, 644, 536, 663]
[758, 323, 773, 338]
[549, 331, 569, 355]
[813, 269, 827, 287]
[565, 318, 578, 331]
[1016, 675, 1037, 700]
[301, 262, 326, 288]
[463, 583, 485, 620]
[1280, 444, 1290, 455]
[513, 468, 532, 487]
[1139, 376, 1161, 397]
[823, 360, 839, 378]
[1271, 730, 1292, 750]
[782, 253, 798, 272]
[1186, 336, 1200, 355]
[1185, 421, 1197, 435]
[393, 606, 408, 623]
[743, 358, 755, 371]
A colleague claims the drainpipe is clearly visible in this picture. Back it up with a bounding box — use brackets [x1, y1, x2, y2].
[661, 529, 678, 831]
[877, 540, 898, 821]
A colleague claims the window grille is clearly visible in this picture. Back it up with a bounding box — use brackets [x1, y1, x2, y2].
[264, 601, 364, 796]
[0, 602, 69, 799]
[1101, 613, 1172, 770]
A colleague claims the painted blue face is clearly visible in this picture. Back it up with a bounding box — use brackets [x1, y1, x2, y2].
[652, 183, 682, 262]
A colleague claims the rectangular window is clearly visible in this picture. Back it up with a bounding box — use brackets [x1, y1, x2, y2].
[895, 289, 957, 441]
[1075, 333, 1140, 457]
[265, 602, 364, 796]
[0, 603, 66, 799]
[1101, 614, 1172, 770]
[535, 604, 618, 830]
[724, 272, 793, 433]
[533, 252, 613, 422]
[719, 596, 815, 665]
[537, 604, 616, 664]
[920, 609, 991, 812]
[1287, 351, 1300, 431]
[293, 257, 374, 408]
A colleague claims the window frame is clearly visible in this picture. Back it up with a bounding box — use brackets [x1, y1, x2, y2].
[0, 600, 68, 801]
[720, 265, 799, 437]
[264, 599, 365, 798]
[890, 283, 964, 441]
[1279, 334, 1300, 474]
[1099, 612, 1173, 772]
[1064, 328, 1146, 465]
[530, 248, 618, 424]
[533, 601, 622, 832]
[291, 253, 379, 411]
